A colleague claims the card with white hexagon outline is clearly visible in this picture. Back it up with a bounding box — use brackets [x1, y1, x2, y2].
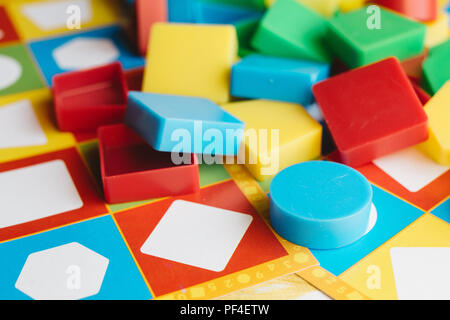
[28, 25, 145, 86]
[0, 216, 151, 300]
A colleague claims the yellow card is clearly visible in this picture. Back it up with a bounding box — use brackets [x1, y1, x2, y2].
[0, 88, 75, 164]
[6, 0, 120, 41]
[340, 213, 450, 300]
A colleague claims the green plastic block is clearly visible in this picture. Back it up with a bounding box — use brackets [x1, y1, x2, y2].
[233, 17, 260, 57]
[251, 0, 331, 63]
[423, 40, 450, 94]
[327, 6, 426, 68]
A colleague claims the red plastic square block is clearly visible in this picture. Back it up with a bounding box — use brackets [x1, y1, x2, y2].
[53, 62, 128, 133]
[313, 57, 428, 167]
[137, 0, 167, 55]
[374, 0, 438, 22]
[98, 124, 200, 204]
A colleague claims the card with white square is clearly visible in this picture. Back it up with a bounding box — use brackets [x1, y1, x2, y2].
[0, 160, 83, 228]
[0, 99, 47, 149]
[373, 147, 449, 192]
[390, 247, 450, 300]
[140, 200, 253, 272]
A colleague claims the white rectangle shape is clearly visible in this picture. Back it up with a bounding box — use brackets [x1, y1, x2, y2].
[140, 200, 253, 272]
[0, 99, 47, 149]
[0, 160, 83, 228]
[373, 147, 449, 192]
[390, 247, 450, 300]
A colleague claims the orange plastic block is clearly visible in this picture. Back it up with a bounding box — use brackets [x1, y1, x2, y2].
[136, 0, 167, 56]
[374, 0, 438, 22]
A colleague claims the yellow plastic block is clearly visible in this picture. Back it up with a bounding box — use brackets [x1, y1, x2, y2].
[222, 100, 322, 181]
[419, 81, 450, 165]
[143, 23, 238, 104]
[425, 13, 449, 48]
[339, 0, 365, 12]
[6, 0, 120, 40]
[0, 89, 75, 164]
[265, 0, 340, 17]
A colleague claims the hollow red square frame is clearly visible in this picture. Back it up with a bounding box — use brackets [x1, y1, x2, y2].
[0, 148, 108, 242]
[114, 180, 288, 297]
[52, 62, 128, 133]
[313, 57, 428, 167]
[98, 124, 200, 204]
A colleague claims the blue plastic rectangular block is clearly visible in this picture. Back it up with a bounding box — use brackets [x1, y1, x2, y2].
[125, 92, 245, 155]
[168, 0, 195, 23]
[192, 1, 263, 24]
[231, 54, 330, 105]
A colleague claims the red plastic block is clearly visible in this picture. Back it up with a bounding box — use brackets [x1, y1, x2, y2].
[125, 67, 144, 91]
[98, 124, 200, 204]
[137, 0, 167, 56]
[400, 49, 428, 80]
[313, 57, 428, 167]
[410, 80, 431, 105]
[374, 0, 438, 22]
[53, 62, 128, 133]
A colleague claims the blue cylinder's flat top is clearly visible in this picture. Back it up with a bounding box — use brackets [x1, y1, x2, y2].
[270, 161, 372, 221]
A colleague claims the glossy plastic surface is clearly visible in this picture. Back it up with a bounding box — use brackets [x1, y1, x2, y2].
[98, 124, 200, 204]
[270, 161, 373, 249]
[53, 62, 128, 133]
[313, 58, 429, 167]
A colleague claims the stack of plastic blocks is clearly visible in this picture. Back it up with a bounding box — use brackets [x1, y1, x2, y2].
[49, 0, 449, 249]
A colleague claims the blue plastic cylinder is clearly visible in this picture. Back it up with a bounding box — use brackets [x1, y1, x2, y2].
[270, 161, 373, 249]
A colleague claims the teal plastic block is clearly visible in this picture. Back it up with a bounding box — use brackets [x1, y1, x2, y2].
[270, 161, 374, 249]
[193, 1, 263, 24]
[125, 92, 245, 155]
[231, 54, 330, 105]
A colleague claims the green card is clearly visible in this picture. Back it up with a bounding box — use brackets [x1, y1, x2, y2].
[0, 44, 44, 96]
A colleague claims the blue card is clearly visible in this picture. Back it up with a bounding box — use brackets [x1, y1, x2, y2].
[431, 198, 450, 224]
[29, 25, 145, 86]
[311, 185, 424, 275]
[0, 216, 151, 300]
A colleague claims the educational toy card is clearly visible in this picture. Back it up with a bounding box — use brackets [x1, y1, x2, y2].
[0, 0, 449, 303]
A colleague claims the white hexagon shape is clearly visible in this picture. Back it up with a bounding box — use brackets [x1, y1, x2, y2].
[52, 37, 120, 70]
[15, 242, 109, 300]
[21, 0, 93, 31]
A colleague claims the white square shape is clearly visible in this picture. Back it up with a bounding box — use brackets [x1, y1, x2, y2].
[373, 147, 449, 192]
[390, 247, 450, 300]
[0, 160, 83, 228]
[140, 200, 253, 272]
[0, 99, 47, 149]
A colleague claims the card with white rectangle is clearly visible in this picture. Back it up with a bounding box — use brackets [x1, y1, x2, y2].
[0, 99, 47, 149]
[390, 247, 450, 300]
[140, 200, 253, 272]
[0, 160, 83, 228]
[373, 147, 449, 192]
